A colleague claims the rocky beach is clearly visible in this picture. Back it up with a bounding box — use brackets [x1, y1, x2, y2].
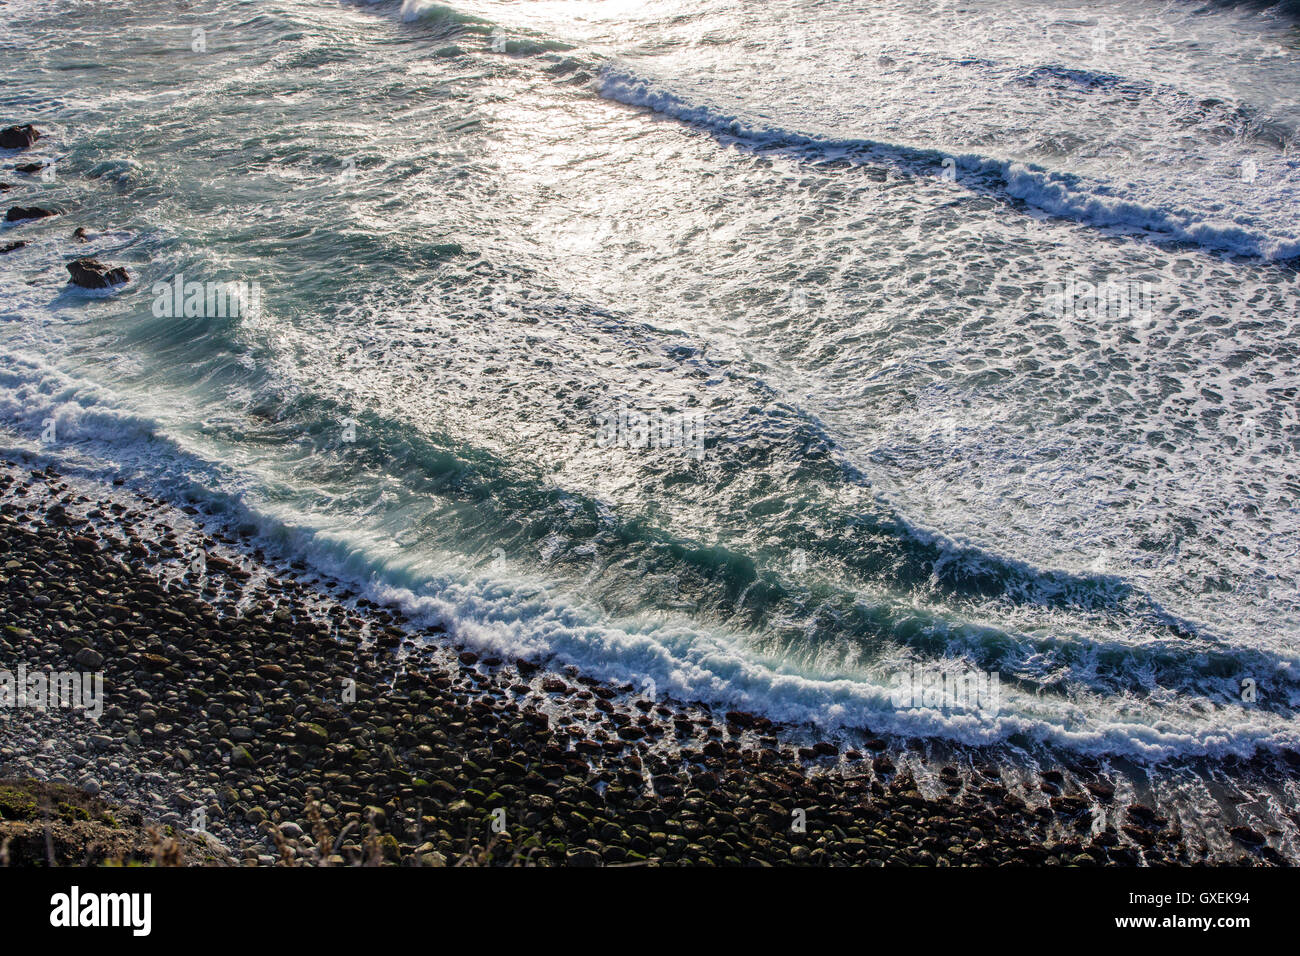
[3, 0, 1299, 880]
[0, 455, 1289, 867]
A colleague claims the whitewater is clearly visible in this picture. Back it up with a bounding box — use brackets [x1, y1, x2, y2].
[1, 0, 1298, 763]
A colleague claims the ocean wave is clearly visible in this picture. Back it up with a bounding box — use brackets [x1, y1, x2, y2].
[1012, 64, 1296, 150]
[597, 66, 1300, 261]
[348, 0, 488, 29]
[4, 414, 1298, 760]
[1, 345, 1297, 761]
[345, 0, 571, 52]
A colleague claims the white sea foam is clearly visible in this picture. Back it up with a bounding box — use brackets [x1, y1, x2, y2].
[0, 345, 1295, 761]
[598, 65, 1300, 260]
[2, 0, 1298, 763]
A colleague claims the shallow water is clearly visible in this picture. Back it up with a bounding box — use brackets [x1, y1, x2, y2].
[1, 0, 1299, 762]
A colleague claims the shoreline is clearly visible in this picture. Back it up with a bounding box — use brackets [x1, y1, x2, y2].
[0, 455, 1283, 866]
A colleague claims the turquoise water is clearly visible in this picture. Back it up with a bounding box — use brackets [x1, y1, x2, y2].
[2, 0, 1299, 759]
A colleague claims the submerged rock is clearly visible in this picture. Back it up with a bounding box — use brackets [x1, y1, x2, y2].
[0, 124, 40, 149]
[5, 205, 55, 222]
[66, 257, 130, 288]
[0, 240, 25, 254]
[1229, 825, 1265, 847]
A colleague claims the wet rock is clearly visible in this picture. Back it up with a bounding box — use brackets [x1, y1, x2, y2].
[1229, 825, 1265, 847]
[0, 124, 40, 149]
[1122, 825, 1156, 848]
[1125, 803, 1158, 828]
[1049, 795, 1089, 817]
[66, 257, 129, 288]
[0, 241, 25, 254]
[73, 647, 104, 669]
[725, 710, 756, 729]
[278, 821, 303, 839]
[566, 847, 602, 866]
[295, 722, 328, 747]
[1085, 780, 1115, 801]
[6, 206, 54, 222]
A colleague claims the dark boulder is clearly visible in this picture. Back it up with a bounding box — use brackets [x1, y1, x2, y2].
[1085, 779, 1115, 800]
[0, 124, 40, 149]
[724, 710, 756, 728]
[14, 162, 44, 174]
[6, 206, 54, 222]
[1229, 825, 1265, 847]
[66, 257, 129, 289]
[0, 240, 25, 254]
